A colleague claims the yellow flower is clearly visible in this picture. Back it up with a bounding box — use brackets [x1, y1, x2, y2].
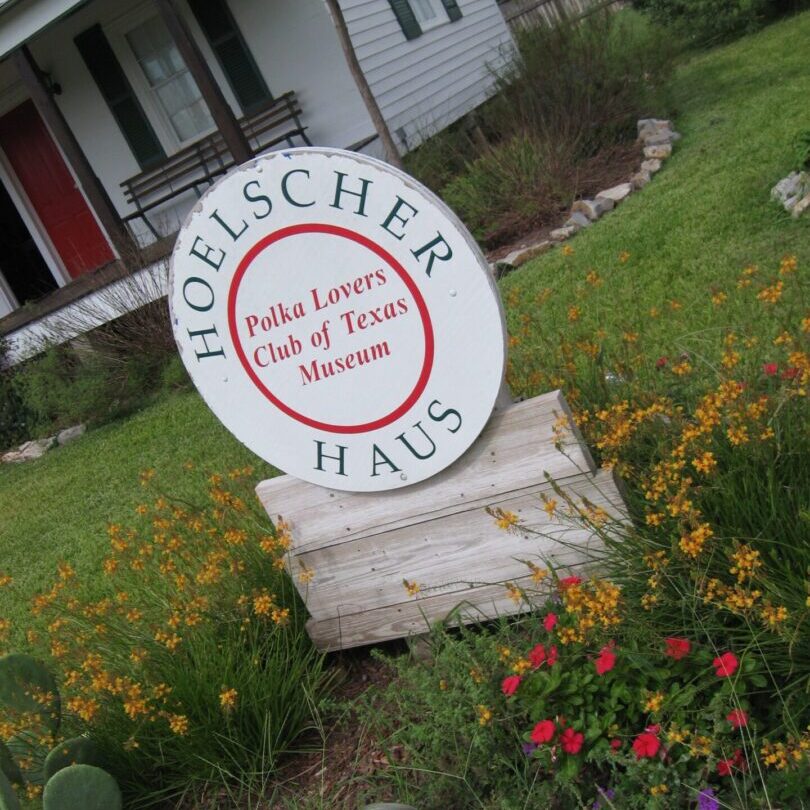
[692, 452, 717, 475]
[542, 498, 558, 518]
[168, 714, 189, 735]
[403, 579, 420, 597]
[585, 270, 601, 286]
[0, 573, 13, 587]
[252, 592, 274, 617]
[476, 704, 492, 726]
[761, 603, 788, 629]
[219, 687, 238, 712]
[139, 468, 156, 487]
[562, 245, 574, 256]
[438, 679, 448, 691]
[469, 668, 484, 684]
[757, 280, 784, 304]
[297, 565, 315, 585]
[490, 508, 520, 530]
[644, 691, 665, 713]
[711, 291, 727, 306]
[650, 784, 668, 797]
[567, 306, 581, 322]
[505, 582, 523, 604]
[527, 562, 548, 584]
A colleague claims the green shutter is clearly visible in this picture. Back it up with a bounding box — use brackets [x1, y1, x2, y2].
[186, 0, 272, 114]
[74, 25, 165, 171]
[388, 0, 422, 40]
[440, 0, 463, 22]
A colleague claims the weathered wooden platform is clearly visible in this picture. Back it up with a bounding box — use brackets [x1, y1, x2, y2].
[256, 391, 625, 651]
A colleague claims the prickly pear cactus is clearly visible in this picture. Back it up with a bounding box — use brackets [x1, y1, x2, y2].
[43, 737, 102, 783]
[0, 654, 61, 735]
[42, 764, 122, 810]
[0, 743, 21, 787]
[0, 769, 20, 810]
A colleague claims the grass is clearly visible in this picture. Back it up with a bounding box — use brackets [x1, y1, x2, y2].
[501, 10, 810, 377]
[0, 391, 271, 643]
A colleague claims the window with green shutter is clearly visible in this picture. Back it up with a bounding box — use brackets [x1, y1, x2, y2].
[439, 0, 463, 22]
[186, 0, 272, 115]
[74, 24, 166, 170]
[388, 0, 422, 40]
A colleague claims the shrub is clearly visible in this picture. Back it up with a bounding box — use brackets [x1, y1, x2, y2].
[12, 466, 331, 807]
[0, 342, 30, 451]
[632, 0, 782, 45]
[405, 10, 675, 247]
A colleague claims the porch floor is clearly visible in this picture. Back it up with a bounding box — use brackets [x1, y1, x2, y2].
[0, 233, 177, 339]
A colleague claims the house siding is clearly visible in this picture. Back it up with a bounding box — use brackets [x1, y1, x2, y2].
[342, 0, 514, 149]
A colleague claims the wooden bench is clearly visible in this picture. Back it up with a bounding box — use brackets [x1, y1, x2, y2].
[121, 91, 311, 238]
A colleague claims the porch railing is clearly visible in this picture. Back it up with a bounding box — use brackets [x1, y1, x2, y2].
[121, 90, 310, 239]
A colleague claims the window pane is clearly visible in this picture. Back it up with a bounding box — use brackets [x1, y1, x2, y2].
[127, 15, 213, 142]
[411, 0, 438, 23]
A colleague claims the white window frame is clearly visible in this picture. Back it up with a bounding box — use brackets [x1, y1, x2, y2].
[410, 0, 449, 33]
[105, 3, 219, 155]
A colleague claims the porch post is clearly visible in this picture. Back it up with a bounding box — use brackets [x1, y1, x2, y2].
[155, 0, 252, 165]
[11, 44, 137, 261]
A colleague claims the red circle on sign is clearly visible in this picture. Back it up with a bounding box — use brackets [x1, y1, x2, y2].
[227, 223, 434, 434]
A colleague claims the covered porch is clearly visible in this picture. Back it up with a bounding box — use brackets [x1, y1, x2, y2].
[0, 0, 376, 362]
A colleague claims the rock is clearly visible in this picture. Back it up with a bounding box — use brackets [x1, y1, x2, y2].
[571, 197, 613, 221]
[2, 437, 55, 463]
[57, 424, 86, 446]
[641, 159, 662, 174]
[644, 143, 672, 160]
[771, 171, 807, 206]
[631, 170, 652, 189]
[596, 182, 633, 205]
[564, 211, 591, 230]
[642, 130, 680, 147]
[363, 805, 417, 810]
[498, 240, 553, 269]
[550, 226, 576, 241]
[637, 118, 672, 138]
[792, 193, 810, 218]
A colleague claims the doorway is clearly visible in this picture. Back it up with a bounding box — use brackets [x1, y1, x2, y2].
[0, 172, 57, 306]
[0, 100, 114, 281]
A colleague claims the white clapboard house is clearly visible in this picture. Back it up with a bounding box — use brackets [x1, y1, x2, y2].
[0, 0, 514, 362]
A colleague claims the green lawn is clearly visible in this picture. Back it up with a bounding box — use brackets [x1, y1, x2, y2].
[0, 392, 272, 641]
[502, 11, 810, 390]
[0, 12, 808, 647]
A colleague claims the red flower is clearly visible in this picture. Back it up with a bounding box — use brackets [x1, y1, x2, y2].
[558, 576, 582, 591]
[656, 356, 668, 369]
[782, 366, 799, 380]
[531, 720, 556, 744]
[546, 645, 559, 667]
[595, 646, 616, 675]
[560, 727, 584, 755]
[543, 613, 558, 632]
[713, 652, 739, 678]
[501, 675, 521, 696]
[718, 749, 746, 776]
[763, 362, 778, 376]
[610, 738, 622, 751]
[528, 644, 546, 669]
[727, 709, 748, 729]
[664, 637, 691, 660]
[632, 732, 661, 759]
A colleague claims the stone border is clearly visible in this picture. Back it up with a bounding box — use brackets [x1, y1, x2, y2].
[2, 424, 85, 464]
[492, 118, 681, 273]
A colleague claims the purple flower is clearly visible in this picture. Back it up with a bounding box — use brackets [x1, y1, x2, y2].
[522, 741, 537, 756]
[593, 787, 616, 809]
[698, 788, 719, 810]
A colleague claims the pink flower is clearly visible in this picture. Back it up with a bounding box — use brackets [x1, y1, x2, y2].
[546, 645, 558, 667]
[717, 758, 733, 777]
[528, 644, 546, 669]
[559, 576, 582, 591]
[782, 366, 799, 380]
[501, 675, 521, 696]
[632, 732, 660, 759]
[530, 720, 556, 744]
[763, 362, 778, 376]
[717, 749, 745, 776]
[664, 637, 691, 660]
[713, 652, 739, 678]
[543, 613, 558, 632]
[727, 709, 748, 729]
[610, 738, 622, 751]
[595, 646, 616, 675]
[560, 727, 584, 755]
[656, 356, 668, 369]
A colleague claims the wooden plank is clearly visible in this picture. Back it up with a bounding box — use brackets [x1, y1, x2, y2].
[293, 469, 623, 619]
[256, 391, 595, 554]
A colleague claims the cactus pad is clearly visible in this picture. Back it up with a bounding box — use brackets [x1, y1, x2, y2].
[42, 764, 122, 810]
[0, 770, 20, 810]
[0, 743, 21, 787]
[43, 737, 103, 783]
[0, 654, 60, 735]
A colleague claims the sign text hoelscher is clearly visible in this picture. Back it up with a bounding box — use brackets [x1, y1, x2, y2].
[170, 148, 506, 492]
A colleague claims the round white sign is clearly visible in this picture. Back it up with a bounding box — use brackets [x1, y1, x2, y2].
[169, 148, 506, 492]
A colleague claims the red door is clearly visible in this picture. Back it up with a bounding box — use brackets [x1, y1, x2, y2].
[0, 100, 114, 279]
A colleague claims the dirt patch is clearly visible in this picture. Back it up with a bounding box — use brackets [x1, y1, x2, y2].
[485, 140, 642, 263]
